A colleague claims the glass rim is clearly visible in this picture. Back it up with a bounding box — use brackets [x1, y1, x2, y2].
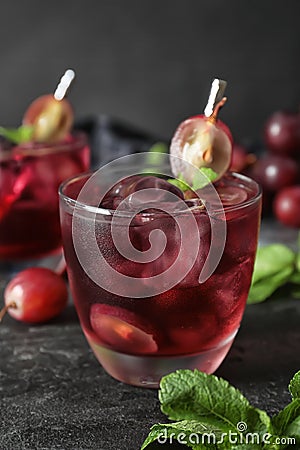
[0, 131, 87, 162]
[59, 170, 262, 217]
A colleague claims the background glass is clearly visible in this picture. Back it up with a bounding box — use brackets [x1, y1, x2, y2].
[0, 133, 90, 283]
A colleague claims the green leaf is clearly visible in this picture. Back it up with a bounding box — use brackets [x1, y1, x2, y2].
[297, 232, 300, 273]
[140, 369, 300, 450]
[142, 143, 169, 175]
[271, 376, 300, 445]
[141, 421, 220, 449]
[272, 399, 300, 437]
[251, 244, 296, 286]
[285, 416, 300, 445]
[0, 125, 34, 144]
[289, 371, 300, 400]
[145, 142, 169, 167]
[247, 265, 294, 304]
[289, 272, 300, 285]
[192, 167, 218, 189]
[168, 167, 218, 193]
[159, 370, 271, 437]
[148, 142, 169, 154]
[297, 255, 300, 274]
[168, 176, 192, 192]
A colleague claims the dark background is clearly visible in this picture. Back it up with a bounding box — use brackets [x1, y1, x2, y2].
[1, 0, 300, 144]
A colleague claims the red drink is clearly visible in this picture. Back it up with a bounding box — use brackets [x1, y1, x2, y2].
[0, 134, 89, 263]
[60, 166, 261, 387]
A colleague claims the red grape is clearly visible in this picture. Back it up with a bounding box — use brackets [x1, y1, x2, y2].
[90, 304, 158, 354]
[230, 143, 257, 173]
[170, 114, 232, 183]
[23, 94, 73, 143]
[273, 185, 300, 228]
[230, 144, 249, 172]
[264, 111, 300, 157]
[3, 268, 68, 323]
[251, 155, 298, 192]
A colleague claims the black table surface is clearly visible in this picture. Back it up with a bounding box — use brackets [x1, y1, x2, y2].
[0, 219, 299, 450]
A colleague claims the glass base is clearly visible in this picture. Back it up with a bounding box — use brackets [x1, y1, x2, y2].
[0, 249, 65, 289]
[87, 330, 237, 388]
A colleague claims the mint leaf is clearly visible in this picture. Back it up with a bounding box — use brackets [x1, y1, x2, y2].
[251, 244, 296, 286]
[297, 255, 300, 274]
[297, 232, 300, 273]
[148, 142, 169, 154]
[192, 167, 218, 190]
[141, 369, 300, 450]
[0, 125, 34, 144]
[145, 142, 168, 166]
[285, 416, 300, 445]
[143, 142, 169, 175]
[247, 265, 294, 304]
[248, 243, 300, 303]
[168, 173, 192, 192]
[269, 372, 300, 445]
[168, 177, 191, 192]
[289, 272, 300, 285]
[289, 371, 300, 400]
[141, 421, 220, 449]
[141, 421, 267, 449]
[168, 167, 218, 193]
[248, 244, 296, 304]
[159, 369, 271, 437]
[272, 399, 300, 437]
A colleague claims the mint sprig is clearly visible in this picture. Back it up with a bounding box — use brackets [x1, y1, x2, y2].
[0, 125, 34, 144]
[168, 173, 192, 191]
[159, 369, 270, 435]
[248, 242, 300, 304]
[193, 167, 218, 189]
[141, 369, 300, 449]
[168, 168, 218, 193]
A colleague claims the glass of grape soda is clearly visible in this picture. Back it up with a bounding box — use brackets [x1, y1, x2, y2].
[0, 70, 90, 281]
[59, 80, 262, 387]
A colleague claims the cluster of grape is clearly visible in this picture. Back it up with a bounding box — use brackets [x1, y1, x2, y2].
[231, 110, 300, 228]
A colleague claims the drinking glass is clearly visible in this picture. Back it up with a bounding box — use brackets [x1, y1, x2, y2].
[59, 153, 261, 388]
[0, 133, 90, 283]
